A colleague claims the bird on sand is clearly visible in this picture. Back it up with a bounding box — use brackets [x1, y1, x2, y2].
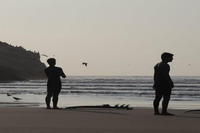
[13, 97, 22, 101]
[82, 62, 88, 67]
[7, 93, 12, 96]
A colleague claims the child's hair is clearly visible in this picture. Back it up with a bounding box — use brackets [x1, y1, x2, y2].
[161, 52, 173, 61]
[47, 58, 56, 66]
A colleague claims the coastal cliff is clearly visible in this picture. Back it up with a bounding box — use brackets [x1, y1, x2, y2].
[0, 41, 46, 81]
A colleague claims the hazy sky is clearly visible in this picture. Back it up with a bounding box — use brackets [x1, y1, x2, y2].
[1, 0, 200, 76]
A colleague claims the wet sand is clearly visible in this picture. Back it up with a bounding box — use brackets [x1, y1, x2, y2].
[0, 107, 199, 133]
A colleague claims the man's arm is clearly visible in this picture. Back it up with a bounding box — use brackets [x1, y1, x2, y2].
[153, 65, 158, 89]
[153, 65, 157, 82]
[44, 68, 48, 77]
[59, 68, 66, 78]
[163, 64, 174, 88]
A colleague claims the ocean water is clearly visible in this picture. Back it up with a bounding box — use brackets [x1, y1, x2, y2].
[0, 76, 199, 109]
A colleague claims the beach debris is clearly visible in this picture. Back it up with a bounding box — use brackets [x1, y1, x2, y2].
[82, 62, 88, 67]
[7, 93, 12, 96]
[13, 97, 22, 101]
[64, 104, 133, 110]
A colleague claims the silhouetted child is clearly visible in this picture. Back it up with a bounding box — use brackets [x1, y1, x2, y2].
[45, 58, 66, 109]
[153, 52, 174, 115]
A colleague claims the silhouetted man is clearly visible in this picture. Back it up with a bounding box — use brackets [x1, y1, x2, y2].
[45, 58, 66, 109]
[153, 52, 174, 115]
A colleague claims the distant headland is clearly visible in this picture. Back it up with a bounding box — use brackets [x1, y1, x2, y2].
[0, 41, 46, 81]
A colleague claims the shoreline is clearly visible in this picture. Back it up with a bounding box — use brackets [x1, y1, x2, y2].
[0, 106, 199, 133]
[0, 100, 199, 110]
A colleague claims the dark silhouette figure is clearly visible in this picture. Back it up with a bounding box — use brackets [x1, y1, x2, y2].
[153, 52, 174, 116]
[45, 58, 66, 109]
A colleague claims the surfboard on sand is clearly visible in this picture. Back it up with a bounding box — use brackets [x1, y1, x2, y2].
[64, 104, 133, 110]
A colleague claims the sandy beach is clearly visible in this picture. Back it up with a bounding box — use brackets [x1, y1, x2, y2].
[0, 106, 199, 133]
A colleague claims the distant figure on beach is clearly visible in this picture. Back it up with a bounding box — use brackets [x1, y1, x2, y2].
[153, 52, 174, 116]
[45, 58, 66, 109]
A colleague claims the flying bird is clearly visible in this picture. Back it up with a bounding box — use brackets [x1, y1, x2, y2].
[82, 62, 88, 67]
[41, 54, 48, 57]
[13, 97, 22, 101]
